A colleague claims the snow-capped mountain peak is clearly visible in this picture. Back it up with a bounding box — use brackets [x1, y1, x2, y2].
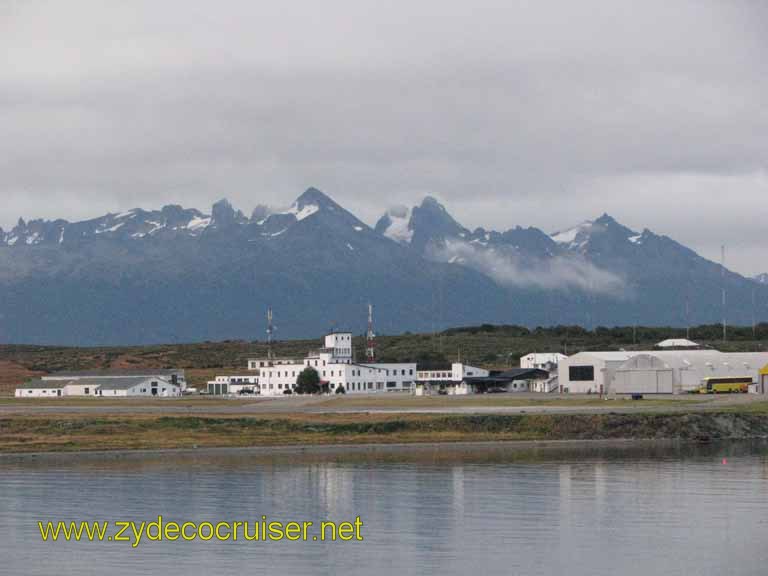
[550, 220, 594, 248]
[550, 213, 639, 252]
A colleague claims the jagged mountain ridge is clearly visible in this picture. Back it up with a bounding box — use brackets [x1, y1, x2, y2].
[1, 188, 766, 345]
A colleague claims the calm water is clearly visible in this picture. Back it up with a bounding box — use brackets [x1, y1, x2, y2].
[2, 441, 768, 575]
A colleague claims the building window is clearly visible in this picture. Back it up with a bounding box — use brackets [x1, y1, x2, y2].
[569, 366, 595, 381]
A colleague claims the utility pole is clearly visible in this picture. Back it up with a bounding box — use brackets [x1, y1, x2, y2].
[752, 286, 757, 341]
[266, 307, 274, 360]
[721, 245, 727, 342]
[366, 303, 376, 362]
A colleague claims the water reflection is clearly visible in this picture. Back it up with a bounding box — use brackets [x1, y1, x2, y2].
[1, 440, 767, 576]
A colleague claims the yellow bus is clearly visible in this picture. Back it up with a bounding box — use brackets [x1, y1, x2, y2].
[695, 376, 750, 394]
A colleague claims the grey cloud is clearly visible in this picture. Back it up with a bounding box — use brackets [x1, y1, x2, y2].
[1, 0, 766, 274]
[431, 239, 627, 296]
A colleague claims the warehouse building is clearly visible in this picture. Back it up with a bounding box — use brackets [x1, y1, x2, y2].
[15, 379, 70, 398]
[557, 351, 636, 394]
[16, 375, 182, 397]
[559, 350, 768, 395]
[41, 368, 187, 391]
[612, 351, 768, 395]
[655, 338, 701, 349]
[760, 364, 768, 394]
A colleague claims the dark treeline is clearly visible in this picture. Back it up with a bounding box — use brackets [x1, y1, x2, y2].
[442, 323, 768, 342]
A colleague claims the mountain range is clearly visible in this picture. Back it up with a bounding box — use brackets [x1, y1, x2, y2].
[1, 187, 766, 345]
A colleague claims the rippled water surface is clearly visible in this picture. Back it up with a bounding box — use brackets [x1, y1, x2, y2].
[2, 441, 768, 575]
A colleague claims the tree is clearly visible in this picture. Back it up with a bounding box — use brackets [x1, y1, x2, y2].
[295, 367, 321, 395]
[335, 384, 346, 394]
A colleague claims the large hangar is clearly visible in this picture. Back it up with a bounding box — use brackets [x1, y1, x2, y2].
[557, 351, 636, 394]
[613, 354, 675, 394]
[559, 350, 768, 395]
[612, 351, 768, 395]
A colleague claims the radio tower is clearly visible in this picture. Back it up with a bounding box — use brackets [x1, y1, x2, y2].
[366, 303, 376, 362]
[721, 245, 727, 341]
[266, 307, 274, 360]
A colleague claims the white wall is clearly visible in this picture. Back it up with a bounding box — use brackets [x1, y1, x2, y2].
[558, 353, 632, 394]
[15, 387, 64, 398]
[520, 353, 567, 370]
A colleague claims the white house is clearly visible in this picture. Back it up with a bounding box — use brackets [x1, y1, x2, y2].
[520, 353, 567, 372]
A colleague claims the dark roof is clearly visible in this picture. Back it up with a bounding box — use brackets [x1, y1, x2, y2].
[95, 377, 168, 391]
[494, 368, 550, 380]
[20, 376, 179, 391]
[18, 379, 68, 389]
[47, 368, 183, 378]
[465, 368, 550, 385]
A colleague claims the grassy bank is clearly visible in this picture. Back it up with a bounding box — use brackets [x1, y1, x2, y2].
[2, 411, 768, 454]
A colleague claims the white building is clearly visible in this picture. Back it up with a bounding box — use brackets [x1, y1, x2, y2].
[415, 363, 492, 396]
[15, 379, 71, 398]
[40, 369, 187, 391]
[238, 332, 418, 396]
[206, 375, 259, 395]
[612, 351, 768, 395]
[16, 375, 182, 398]
[520, 353, 567, 372]
[558, 350, 768, 395]
[94, 376, 182, 397]
[557, 351, 637, 394]
[655, 338, 700, 349]
[416, 363, 489, 384]
[760, 364, 768, 394]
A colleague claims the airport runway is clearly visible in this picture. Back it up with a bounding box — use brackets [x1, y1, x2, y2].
[0, 393, 758, 417]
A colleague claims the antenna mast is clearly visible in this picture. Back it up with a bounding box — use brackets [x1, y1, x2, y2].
[266, 307, 274, 360]
[366, 303, 376, 362]
[721, 245, 727, 341]
[752, 286, 757, 340]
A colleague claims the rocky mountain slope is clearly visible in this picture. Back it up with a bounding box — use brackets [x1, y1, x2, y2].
[1, 188, 765, 345]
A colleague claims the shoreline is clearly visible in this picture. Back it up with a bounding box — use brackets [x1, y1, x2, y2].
[4, 436, 767, 464]
[2, 409, 768, 456]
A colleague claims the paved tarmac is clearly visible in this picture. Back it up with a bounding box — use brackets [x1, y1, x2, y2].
[0, 393, 759, 417]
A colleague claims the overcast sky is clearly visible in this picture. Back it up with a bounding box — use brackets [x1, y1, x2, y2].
[1, 0, 766, 274]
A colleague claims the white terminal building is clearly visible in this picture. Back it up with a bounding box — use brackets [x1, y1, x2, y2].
[210, 332, 417, 396]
